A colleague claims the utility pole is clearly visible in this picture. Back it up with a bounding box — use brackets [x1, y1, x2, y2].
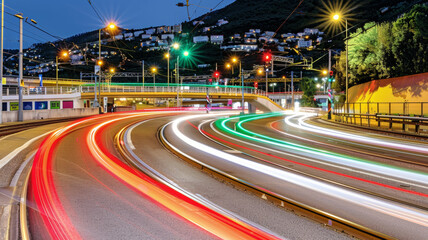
[328, 49, 332, 119]
[17, 14, 23, 121]
[265, 69, 268, 95]
[240, 61, 244, 115]
[142, 60, 145, 88]
[291, 71, 294, 110]
[0, 0, 4, 124]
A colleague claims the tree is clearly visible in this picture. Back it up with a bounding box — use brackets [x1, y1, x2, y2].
[300, 77, 317, 107]
[335, 4, 428, 91]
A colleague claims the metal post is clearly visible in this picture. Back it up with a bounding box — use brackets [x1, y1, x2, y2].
[0, 0, 3, 124]
[345, 19, 349, 114]
[265, 69, 268, 94]
[241, 61, 244, 115]
[167, 50, 170, 87]
[153, 73, 156, 91]
[284, 76, 286, 108]
[56, 56, 58, 94]
[18, 14, 23, 121]
[142, 60, 145, 88]
[291, 71, 294, 110]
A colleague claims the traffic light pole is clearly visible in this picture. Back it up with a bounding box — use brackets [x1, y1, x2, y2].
[328, 49, 332, 119]
[240, 61, 244, 115]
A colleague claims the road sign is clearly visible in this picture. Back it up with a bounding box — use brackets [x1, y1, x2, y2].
[95, 65, 101, 75]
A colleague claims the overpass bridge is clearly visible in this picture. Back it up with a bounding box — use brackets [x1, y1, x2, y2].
[2, 84, 284, 113]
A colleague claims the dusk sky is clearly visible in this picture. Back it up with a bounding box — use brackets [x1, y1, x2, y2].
[4, 0, 235, 49]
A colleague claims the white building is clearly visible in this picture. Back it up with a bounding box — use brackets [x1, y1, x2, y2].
[193, 36, 209, 43]
[140, 34, 151, 40]
[173, 24, 182, 33]
[145, 28, 156, 35]
[304, 28, 320, 35]
[297, 40, 312, 48]
[217, 19, 229, 26]
[220, 44, 258, 51]
[210, 35, 224, 44]
[161, 34, 174, 40]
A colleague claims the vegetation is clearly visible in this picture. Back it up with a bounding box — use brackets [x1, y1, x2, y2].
[300, 77, 317, 107]
[334, 4, 428, 92]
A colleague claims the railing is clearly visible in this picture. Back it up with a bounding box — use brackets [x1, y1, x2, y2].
[80, 85, 264, 96]
[2, 86, 79, 96]
[333, 102, 428, 135]
[2, 85, 266, 97]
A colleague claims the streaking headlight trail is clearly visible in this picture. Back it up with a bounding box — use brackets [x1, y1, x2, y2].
[169, 114, 428, 228]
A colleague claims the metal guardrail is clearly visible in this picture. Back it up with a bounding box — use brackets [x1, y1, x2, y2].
[334, 111, 428, 135]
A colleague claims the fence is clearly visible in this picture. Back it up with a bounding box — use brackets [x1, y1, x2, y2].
[333, 102, 428, 135]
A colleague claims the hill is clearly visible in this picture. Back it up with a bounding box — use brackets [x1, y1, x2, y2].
[191, 0, 425, 36]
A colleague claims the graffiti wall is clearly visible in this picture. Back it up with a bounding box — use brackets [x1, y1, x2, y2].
[348, 72, 428, 103]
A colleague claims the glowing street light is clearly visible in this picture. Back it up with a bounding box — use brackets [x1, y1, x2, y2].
[332, 12, 349, 112]
[183, 51, 189, 57]
[173, 42, 180, 50]
[108, 22, 116, 30]
[56, 50, 69, 93]
[322, 70, 328, 75]
[109, 68, 115, 73]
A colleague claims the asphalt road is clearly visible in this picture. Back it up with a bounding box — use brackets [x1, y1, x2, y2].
[161, 112, 428, 239]
[27, 112, 218, 240]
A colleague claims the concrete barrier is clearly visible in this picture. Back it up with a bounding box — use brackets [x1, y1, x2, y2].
[2, 108, 99, 123]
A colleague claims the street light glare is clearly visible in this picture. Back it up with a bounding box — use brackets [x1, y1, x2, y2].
[61, 51, 68, 57]
[109, 68, 115, 73]
[97, 60, 103, 66]
[333, 14, 340, 21]
[151, 67, 157, 73]
[173, 43, 180, 50]
[232, 57, 237, 63]
[108, 23, 116, 29]
[226, 64, 231, 68]
[183, 51, 189, 57]
[322, 70, 328, 75]
[165, 53, 170, 58]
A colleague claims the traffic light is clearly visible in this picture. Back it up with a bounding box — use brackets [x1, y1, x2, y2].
[329, 70, 334, 82]
[263, 52, 272, 63]
[254, 81, 258, 89]
[213, 71, 220, 78]
[329, 71, 334, 77]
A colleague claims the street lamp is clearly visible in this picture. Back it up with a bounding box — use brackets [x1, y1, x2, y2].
[231, 57, 245, 114]
[269, 83, 277, 93]
[56, 50, 68, 94]
[332, 13, 348, 112]
[165, 52, 170, 87]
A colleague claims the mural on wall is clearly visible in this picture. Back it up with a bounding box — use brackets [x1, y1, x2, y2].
[348, 73, 428, 103]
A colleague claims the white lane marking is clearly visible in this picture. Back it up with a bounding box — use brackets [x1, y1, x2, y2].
[10, 152, 36, 187]
[0, 130, 55, 170]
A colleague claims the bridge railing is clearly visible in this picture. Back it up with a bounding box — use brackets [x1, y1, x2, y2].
[2, 86, 80, 96]
[2, 85, 267, 96]
[80, 85, 265, 96]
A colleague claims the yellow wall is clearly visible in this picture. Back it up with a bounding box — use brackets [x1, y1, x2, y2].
[349, 72, 428, 103]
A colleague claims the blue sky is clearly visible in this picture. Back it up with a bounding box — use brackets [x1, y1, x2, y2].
[4, 0, 234, 49]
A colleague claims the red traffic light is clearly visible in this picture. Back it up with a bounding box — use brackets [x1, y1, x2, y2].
[329, 70, 334, 76]
[263, 52, 272, 62]
[254, 82, 258, 88]
[213, 71, 220, 78]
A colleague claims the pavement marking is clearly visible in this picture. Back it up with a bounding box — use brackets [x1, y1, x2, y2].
[10, 152, 36, 187]
[0, 130, 54, 170]
[223, 149, 242, 154]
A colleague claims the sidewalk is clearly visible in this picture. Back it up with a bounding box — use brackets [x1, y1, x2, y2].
[0, 122, 69, 239]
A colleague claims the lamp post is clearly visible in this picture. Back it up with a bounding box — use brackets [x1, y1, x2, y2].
[151, 67, 157, 91]
[231, 57, 244, 114]
[165, 52, 170, 87]
[15, 13, 23, 121]
[269, 83, 277, 94]
[56, 51, 68, 94]
[98, 22, 116, 97]
[333, 14, 348, 113]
